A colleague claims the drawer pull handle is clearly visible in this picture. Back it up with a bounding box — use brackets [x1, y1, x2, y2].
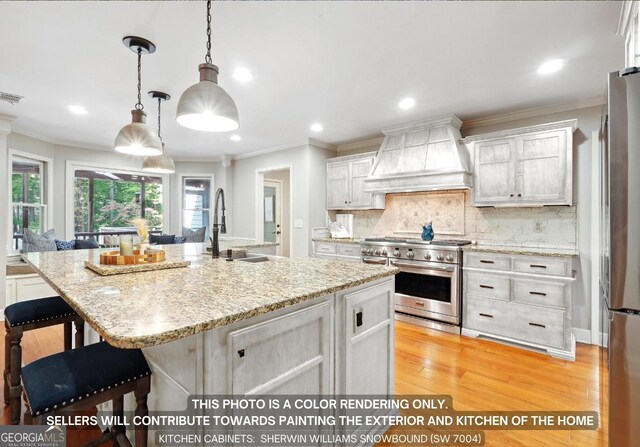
[530, 264, 547, 269]
[480, 260, 494, 264]
[529, 291, 547, 296]
[479, 285, 494, 289]
[528, 322, 546, 328]
[414, 301, 425, 306]
[479, 313, 493, 318]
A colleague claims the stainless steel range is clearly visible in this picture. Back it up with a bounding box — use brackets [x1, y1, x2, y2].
[361, 237, 471, 334]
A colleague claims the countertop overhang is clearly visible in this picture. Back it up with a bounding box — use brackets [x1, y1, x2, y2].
[25, 243, 398, 349]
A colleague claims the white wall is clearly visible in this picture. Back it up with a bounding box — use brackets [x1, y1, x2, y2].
[232, 141, 335, 257]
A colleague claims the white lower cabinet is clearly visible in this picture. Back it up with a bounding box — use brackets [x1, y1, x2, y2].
[5, 274, 57, 308]
[462, 252, 575, 360]
[228, 301, 332, 395]
[312, 240, 362, 262]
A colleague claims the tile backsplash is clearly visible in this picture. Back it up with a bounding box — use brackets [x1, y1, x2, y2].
[329, 190, 577, 249]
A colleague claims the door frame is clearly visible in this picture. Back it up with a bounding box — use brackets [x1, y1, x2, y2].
[255, 164, 293, 256]
[263, 179, 283, 256]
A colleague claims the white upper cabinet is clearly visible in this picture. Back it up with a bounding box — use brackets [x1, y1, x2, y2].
[620, 1, 640, 69]
[465, 120, 576, 207]
[326, 152, 385, 210]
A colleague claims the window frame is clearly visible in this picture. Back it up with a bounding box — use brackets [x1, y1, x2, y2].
[179, 174, 214, 238]
[7, 149, 53, 257]
[65, 161, 170, 240]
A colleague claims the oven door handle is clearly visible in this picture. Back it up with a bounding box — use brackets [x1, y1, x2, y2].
[390, 260, 455, 273]
[362, 258, 388, 265]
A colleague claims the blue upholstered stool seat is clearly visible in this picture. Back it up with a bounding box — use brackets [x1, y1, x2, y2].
[21, 341, 151, 416]
[4, 296, 76, 327]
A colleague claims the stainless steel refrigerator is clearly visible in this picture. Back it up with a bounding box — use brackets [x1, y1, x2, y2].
[600, 67, 640, 447]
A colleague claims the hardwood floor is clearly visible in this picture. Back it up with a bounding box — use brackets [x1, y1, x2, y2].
[1, 322, 607, 447]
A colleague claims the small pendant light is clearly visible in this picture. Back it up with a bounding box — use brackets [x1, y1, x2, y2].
[176, 0, 239, 132]
[143, 91, 176, 174]
[114, 36, 163, 156]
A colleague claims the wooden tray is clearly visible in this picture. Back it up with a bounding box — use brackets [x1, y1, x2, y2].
[99, 249, 165, 265]
[84, 250, 191, 276]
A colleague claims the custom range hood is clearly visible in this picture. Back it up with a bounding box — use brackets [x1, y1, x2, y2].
[363, 114, 472, 193]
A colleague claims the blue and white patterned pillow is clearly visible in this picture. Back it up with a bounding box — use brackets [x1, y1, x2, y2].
[55, 239, 76, 251]
[174, 236, 187, 244]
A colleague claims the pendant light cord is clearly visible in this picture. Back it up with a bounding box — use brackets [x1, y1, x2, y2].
[135, 48, 144, 110]
[205, 0, 212, 64]
[157, 97, 162, 141]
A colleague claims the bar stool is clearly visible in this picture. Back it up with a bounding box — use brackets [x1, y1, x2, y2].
[21, 341, 151, 447]
[4, 296, 84, 424]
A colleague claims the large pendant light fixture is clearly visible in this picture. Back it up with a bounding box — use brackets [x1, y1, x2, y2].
[143, 91, 176, 174]
[114, 36, 163, 156]
[176, 0, 239, 132]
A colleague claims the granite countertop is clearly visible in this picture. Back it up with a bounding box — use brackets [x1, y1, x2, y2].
[463, 244, 579, 258]
[25, 243, 397, 349]
[217, 238, 279, 250]
[312, 238, 363, 244]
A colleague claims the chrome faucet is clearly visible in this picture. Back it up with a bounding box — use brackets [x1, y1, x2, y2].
[210, 188, 226, 259]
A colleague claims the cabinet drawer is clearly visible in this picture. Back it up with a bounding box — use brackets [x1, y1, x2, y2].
[465, 253, 511, 271]
[512, 257, 569, 277]
[16, 276, 56, 302]
[337, 244, 361, 257]
[464, 297, 565, 350]
[512, 278, 568, 309]
[465, 272, 510, 301]
[314, 242, 337, 255]
[511, 301, 565, 349]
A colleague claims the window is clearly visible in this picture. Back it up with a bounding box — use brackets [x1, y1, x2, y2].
[73, 170, 163, 233]
[11, 156, 47, 251]
[182, 178, 211, 236]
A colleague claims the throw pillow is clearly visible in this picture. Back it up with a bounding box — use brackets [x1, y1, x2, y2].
[174, 236, 187, 244]
[55, 239, 76, 251]
[23, 228, 57, 253]
[149, 234, 175, 245]
[75, 238, 100, 249]
[184, 226, 206, 243]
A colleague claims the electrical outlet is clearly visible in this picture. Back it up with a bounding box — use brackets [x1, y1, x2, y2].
[534, 221, 544, 233]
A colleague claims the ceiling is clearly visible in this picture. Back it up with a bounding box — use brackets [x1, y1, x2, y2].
[0, 1, 623, 161]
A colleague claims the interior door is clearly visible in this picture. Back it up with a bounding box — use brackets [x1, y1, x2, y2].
[263, 181, 282, 255]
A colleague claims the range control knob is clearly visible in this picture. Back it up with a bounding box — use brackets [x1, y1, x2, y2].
[361, 248, 367, 255]
[365, 249, 372, 256]
[446, 255, 454, 262]
[437, 254, 444, 261]
[381, 249, 388, 256]
[424, 253, 432, 260]
[407, 251, 415, 259]
[393, 250, 401, 257]
[374, 249, 381, 256]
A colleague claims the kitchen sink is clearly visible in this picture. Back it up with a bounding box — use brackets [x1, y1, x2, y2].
[238, 256, 270, 263]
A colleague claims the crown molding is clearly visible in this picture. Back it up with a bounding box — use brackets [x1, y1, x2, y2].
[232, 139, 309, 160]
[336, 136, 384, 153]
[382, 114, 462, 135]
[462, 119, 578, 144]
[308, 137, 337, 151]
[461, 96, 604, 130]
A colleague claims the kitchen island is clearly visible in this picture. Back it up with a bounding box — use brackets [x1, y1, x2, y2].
[25, 243, 398, 445]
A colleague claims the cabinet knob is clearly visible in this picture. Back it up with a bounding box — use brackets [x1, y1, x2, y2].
[517, 194, 522, 197]
[510, 194, 515, 197]
[238, 349, 245, 358]
[345, 201, 348, 204]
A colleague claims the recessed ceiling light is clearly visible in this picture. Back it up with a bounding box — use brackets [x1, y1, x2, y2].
[310, 123, 323, 132]
[232, 67, 253, 83]
[68, 105, 88, 115]
[230, 134, 242, 141]
[398, 98, 416, 110]
[537, 59, 564, 75]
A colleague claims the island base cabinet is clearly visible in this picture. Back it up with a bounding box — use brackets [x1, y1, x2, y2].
[228, 301, 332, 395]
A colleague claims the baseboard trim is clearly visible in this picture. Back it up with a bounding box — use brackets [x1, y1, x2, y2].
[572, 327, 592, 344]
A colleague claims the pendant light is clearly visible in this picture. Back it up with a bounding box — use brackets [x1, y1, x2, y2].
[176, 0, 239, 132]
[143, 91, 176, 174]
[114, 36, 163, 156]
